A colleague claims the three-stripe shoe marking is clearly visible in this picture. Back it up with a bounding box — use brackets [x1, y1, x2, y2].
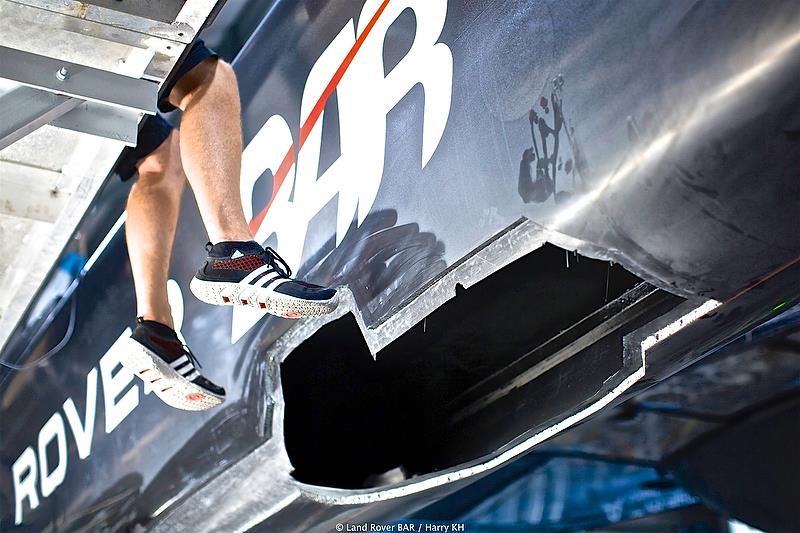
[232, 263, 294, 307]
[119, 338, 224, 411]
[170, 354, 200, 382]
[240, 264, 291, 294]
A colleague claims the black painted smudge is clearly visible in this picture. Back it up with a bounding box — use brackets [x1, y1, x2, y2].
[517, 75, 582, 204]
[300, 209, 448, 326]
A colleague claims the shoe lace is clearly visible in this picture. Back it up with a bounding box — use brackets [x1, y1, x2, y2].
[261, 246, 293, 278]
[183, 343, 202, 370]
[205, 241, 293, 278]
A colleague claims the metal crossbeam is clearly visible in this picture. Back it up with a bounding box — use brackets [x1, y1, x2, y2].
[0, 85, 140, 150]
[6, 0, 195, 43]
[0, 45, 158, 114]
[52, 101, 140, 146]
[0, 86, 81, 151]
[0, 1, 178, 81]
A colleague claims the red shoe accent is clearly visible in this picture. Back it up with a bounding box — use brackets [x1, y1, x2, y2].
[161, 386, 172, 392]
[283, 311, 301, 318]
[186, 392, 204, 401]
[259, 302, 267, 309]
[222, 296, 231, 303]
[151, 377, 161, 383]
[140, 368, 150, 373]
[214, 255, 265, 271]
[147, 334, 184, 358]
[241, 299, 248, 305]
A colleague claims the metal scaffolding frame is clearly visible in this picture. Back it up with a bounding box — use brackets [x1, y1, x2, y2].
[0, 0, 223, 351]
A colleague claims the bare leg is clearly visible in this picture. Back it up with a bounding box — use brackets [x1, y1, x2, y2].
[168, 58, 252, 244]
[125, 131, 186, 328]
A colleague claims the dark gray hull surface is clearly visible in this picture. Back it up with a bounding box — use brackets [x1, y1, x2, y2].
[2, 0, 799, 531]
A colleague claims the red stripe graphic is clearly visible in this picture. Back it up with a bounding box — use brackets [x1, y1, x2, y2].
[248, 0, 392, 235]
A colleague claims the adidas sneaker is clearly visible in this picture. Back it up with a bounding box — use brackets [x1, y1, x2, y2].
[120, 318, 225, 411]
[189, 241, 338, 319]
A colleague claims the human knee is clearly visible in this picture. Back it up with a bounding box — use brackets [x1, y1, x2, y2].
[207, 60, 238, 100]
[169, 58, 238, 111]
[133, 168, 185, 201]
[133, 135, 185, 194]
[213, 59, 237, 88]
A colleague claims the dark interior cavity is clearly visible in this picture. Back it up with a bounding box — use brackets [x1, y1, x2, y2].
[281, 244, 679, 488]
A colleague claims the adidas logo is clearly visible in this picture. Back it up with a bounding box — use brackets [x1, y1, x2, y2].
[231, 250, 244, 259]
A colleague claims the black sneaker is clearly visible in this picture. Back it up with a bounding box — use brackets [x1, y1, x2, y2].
[120, 318, 225, 411]
[189, 241, 338, 319]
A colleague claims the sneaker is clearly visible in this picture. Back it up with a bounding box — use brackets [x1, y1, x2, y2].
[189, 241, 338, 319]
[119, 318, 225, 411]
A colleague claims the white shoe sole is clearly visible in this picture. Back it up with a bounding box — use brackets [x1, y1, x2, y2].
[189, 277, 339, 319]
[118, 338, 225, 411]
